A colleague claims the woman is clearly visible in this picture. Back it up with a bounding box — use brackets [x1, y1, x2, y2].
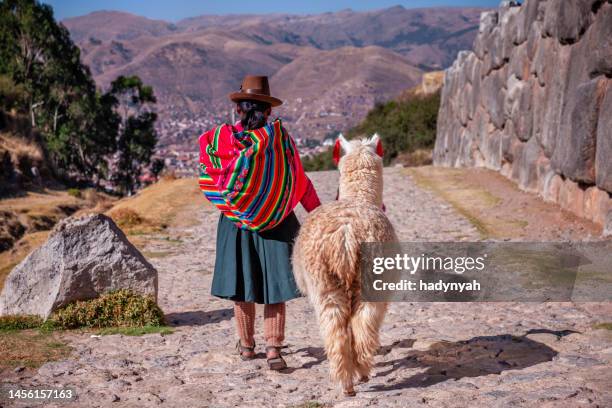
[198, 75, 321, 370]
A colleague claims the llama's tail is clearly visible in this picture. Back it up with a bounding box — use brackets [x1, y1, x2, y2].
[325, 224, 359, 290]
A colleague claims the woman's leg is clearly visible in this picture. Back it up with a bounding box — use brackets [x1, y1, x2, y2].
[264, 302, 286, 349]
[234, 301, 256, 353]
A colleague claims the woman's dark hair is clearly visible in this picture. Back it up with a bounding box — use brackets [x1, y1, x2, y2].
[237, 100, 271, 130]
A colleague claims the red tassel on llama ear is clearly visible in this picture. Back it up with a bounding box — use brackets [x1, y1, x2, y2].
[333, 133, 351, 166]
[333, 138, 341, 166]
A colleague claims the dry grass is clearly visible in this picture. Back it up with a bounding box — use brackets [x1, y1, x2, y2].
[109, 207, 147, 228]
[0, 330, 71, 369]
[109, 177, 203, 226]
[0, 132, 44, 165]
[107, 178, 205, 244]
[395, 149, 433, 167]
[593, 322, 612, 331]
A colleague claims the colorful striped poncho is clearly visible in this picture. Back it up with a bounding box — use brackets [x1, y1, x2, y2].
[198, 119, 309, 232]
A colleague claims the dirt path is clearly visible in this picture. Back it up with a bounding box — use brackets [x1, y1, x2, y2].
[6, 168, 612, 407]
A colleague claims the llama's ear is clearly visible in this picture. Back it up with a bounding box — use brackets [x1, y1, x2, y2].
[333, 133, 351, 166]
[369, 133, 384, 158]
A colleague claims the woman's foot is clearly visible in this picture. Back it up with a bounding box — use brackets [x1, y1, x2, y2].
[265, 346, 287, 370]
[236, 340, 256, 360]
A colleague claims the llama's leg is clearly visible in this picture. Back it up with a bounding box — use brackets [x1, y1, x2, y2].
[351, 301, 387, 382]
[318, 294, 355, 396]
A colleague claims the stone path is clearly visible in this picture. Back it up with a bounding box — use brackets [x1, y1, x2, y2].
[7, 168, 612, 407]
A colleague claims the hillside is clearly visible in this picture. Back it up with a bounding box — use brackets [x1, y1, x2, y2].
[273, 46, 424, 139]
[61, 6, 485, 150]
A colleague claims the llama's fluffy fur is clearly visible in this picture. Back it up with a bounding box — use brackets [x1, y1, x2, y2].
[292, 135, 397, 395]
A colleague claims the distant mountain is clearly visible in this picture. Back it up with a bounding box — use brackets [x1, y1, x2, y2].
[273, 46, 424, 138]
[64, 10, 178, 42]
[62, 6, 485, 149]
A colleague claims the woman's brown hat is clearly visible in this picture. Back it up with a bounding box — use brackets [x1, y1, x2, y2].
[229, 75, 283, 107]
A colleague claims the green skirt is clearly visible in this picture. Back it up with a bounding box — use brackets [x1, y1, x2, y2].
[211, 212, 302, 304]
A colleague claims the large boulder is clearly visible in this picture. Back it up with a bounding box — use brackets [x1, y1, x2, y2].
[596, 80, 612, 193]
[482, 70, 507, 130]
[553, 77, 606, 184]
[539, 45, 572, 158]
[585, 3, 612, 78]
[0, 214, 158, 319]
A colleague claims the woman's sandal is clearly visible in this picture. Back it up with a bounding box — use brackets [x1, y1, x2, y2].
[265, 346, 287, 370]
[236, 340, 256, 361]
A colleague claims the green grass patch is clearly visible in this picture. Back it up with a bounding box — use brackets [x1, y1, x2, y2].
[593, 322, 612, 331]
[50, 289, 165, 329]
[0, 314, 44, 332]
[97, 325, 174, 336]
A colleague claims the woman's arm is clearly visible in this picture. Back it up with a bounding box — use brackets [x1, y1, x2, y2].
[300, 177, 321, 212]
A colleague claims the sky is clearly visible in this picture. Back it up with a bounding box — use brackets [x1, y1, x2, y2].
[42, 0, 500, 21]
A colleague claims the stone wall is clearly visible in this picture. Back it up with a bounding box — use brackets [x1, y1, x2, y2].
[433, 0, 611, 233]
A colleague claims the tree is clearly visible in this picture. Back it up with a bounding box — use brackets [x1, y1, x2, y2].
[150, 158, 165, 180]
[0, 75, 26, 112]
[0, 0, 118, 181]
[0, 1, 160, 194]
[108, 75, 158, 195]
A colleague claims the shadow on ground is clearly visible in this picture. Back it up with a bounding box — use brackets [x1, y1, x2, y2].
[165, 308, 233, 327]
[369, 333, 560, 391]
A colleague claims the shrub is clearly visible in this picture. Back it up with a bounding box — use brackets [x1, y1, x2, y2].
[50, 290, 164, 329]
[109, 207, 144, 228]
[0, 75, 26, 112]
[302, 148, 335, 172]
[347, 91, 440, 165]
[0, 315, 43, 331]
[67, 188, 82, 198]
[301, 91, 441, 171]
